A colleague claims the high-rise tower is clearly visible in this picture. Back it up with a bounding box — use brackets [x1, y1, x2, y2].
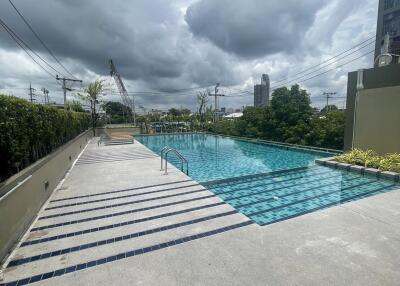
[374, 0, 400, 66]
[254, 74, 270, 107]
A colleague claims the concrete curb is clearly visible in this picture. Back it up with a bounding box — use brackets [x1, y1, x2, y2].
[315, 157, 400, 182]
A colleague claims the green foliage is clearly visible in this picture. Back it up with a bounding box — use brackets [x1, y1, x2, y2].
[168, 108, 191, 117]
[320, 104, 338, 114]
[335, 149, 400, 172]
[209, 84, 345, 150]
[305, 111, 345, 150]
[0, 95, 90, 182]
[168, 108, 181, 116]
[78, 80, 104, 135]
[379, 154, 400, 173]
[102, 101, 131, 124]
[66, 100, 85, 112]
[335, 149, 379, 167]
[207, 120, 238, 136]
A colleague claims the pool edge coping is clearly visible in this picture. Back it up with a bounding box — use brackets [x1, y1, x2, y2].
[315, 157, 400, 183]
[135, 132, 341, 157]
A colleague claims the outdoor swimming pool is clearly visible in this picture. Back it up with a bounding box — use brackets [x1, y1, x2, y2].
[136, 133, 329, 182]
[136, 134, 399, 225]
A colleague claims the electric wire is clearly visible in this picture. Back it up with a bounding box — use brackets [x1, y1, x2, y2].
[0, 18, 60, 83]
[221, 36, 376, 94]
[8, 0, 77, 79]
[271, 36, 376, 84]
[271, 40, 375, 89]
[271, 50, 374, 91]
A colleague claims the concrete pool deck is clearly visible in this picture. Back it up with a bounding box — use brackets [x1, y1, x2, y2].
[1, 138, 400, 285]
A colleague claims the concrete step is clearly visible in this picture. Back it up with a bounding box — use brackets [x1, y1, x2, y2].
[4, 212, 248, 282]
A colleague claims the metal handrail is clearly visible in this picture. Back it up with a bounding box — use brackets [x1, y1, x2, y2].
[165, 149, 189, 175]
[161, 147, 189, 175]
[160, 147, 172, 170]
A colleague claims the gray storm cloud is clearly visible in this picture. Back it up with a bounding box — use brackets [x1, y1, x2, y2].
[185, 0, 327, 58]
[0, 0, 376, 109]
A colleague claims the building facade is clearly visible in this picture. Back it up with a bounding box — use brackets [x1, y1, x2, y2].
[254, 74, 270, 107]
[375, 0, 400, 65]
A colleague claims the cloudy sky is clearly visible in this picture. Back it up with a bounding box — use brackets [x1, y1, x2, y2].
[0, 0, 378, 111]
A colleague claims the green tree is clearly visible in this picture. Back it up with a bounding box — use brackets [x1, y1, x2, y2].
[168, 108, 180, 116]
[78, 80, 104, 136]
[66, 100, 85, 112]
[320, 104, 338, 114]
[181, 108, 191, 115]
[208, 84, 345, 150]
[268, 85, 313, 144]
[102, 101, 131, 124]
[305, 111, 345, 149]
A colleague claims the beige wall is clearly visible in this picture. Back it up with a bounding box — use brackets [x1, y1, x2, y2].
[0, 131, 92, 264]
[353, 86, 400, 154]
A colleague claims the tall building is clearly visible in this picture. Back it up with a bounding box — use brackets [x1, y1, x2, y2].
[254, 74, 270, 107]
[374, 0, 400, 65]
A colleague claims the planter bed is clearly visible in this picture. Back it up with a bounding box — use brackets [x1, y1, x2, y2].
[316, 157, 400, 182]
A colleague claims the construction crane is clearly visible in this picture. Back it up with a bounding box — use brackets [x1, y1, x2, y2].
[109, 59, 136, 126]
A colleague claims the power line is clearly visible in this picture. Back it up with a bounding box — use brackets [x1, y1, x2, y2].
[271, 36, 376, 85]
[0, 18, 66, 77]
[0, 17, 64, 82]
[271, 40, 375, 89]
[220, 36, 376, 95]
[0, 18, 59, 82]
[8, 0, 77, 79]
[157, 84, 214, 93]
[107, 47, 371, 104]
[127, 84, 214, 94]
[271, 50, 375, 91]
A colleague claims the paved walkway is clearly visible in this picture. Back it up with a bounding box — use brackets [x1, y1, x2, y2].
[1, 138, 400, 285]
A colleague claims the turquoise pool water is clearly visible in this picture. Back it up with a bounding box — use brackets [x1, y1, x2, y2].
[136, 134, 399, 225]
[136, 133, 328, 182]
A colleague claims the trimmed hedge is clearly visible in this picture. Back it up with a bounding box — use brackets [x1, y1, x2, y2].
[0, 95, 91, 182]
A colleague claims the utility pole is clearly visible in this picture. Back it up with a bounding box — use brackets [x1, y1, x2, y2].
[41, 88, 49, 104]
[209, 83, 225, 122]
[214, 83, 219, 122]
[28, 83, 36, 103]
[323, 92, 336, 112]
[56, 75, 83, 109]
[211, 83, 225, 122]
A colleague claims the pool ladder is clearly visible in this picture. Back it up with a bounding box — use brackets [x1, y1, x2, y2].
[160, 147, 189, 175]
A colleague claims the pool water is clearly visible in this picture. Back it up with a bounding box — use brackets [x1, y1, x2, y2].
[136, 134, 399, 225]
[136, 133, 328, 182]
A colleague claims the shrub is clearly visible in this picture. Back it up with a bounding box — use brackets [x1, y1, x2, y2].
[335, 149, 378, 167]
[379, 154, 400, 172]
[0, 95, 90, 182]
[335, 149, 400, 173]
